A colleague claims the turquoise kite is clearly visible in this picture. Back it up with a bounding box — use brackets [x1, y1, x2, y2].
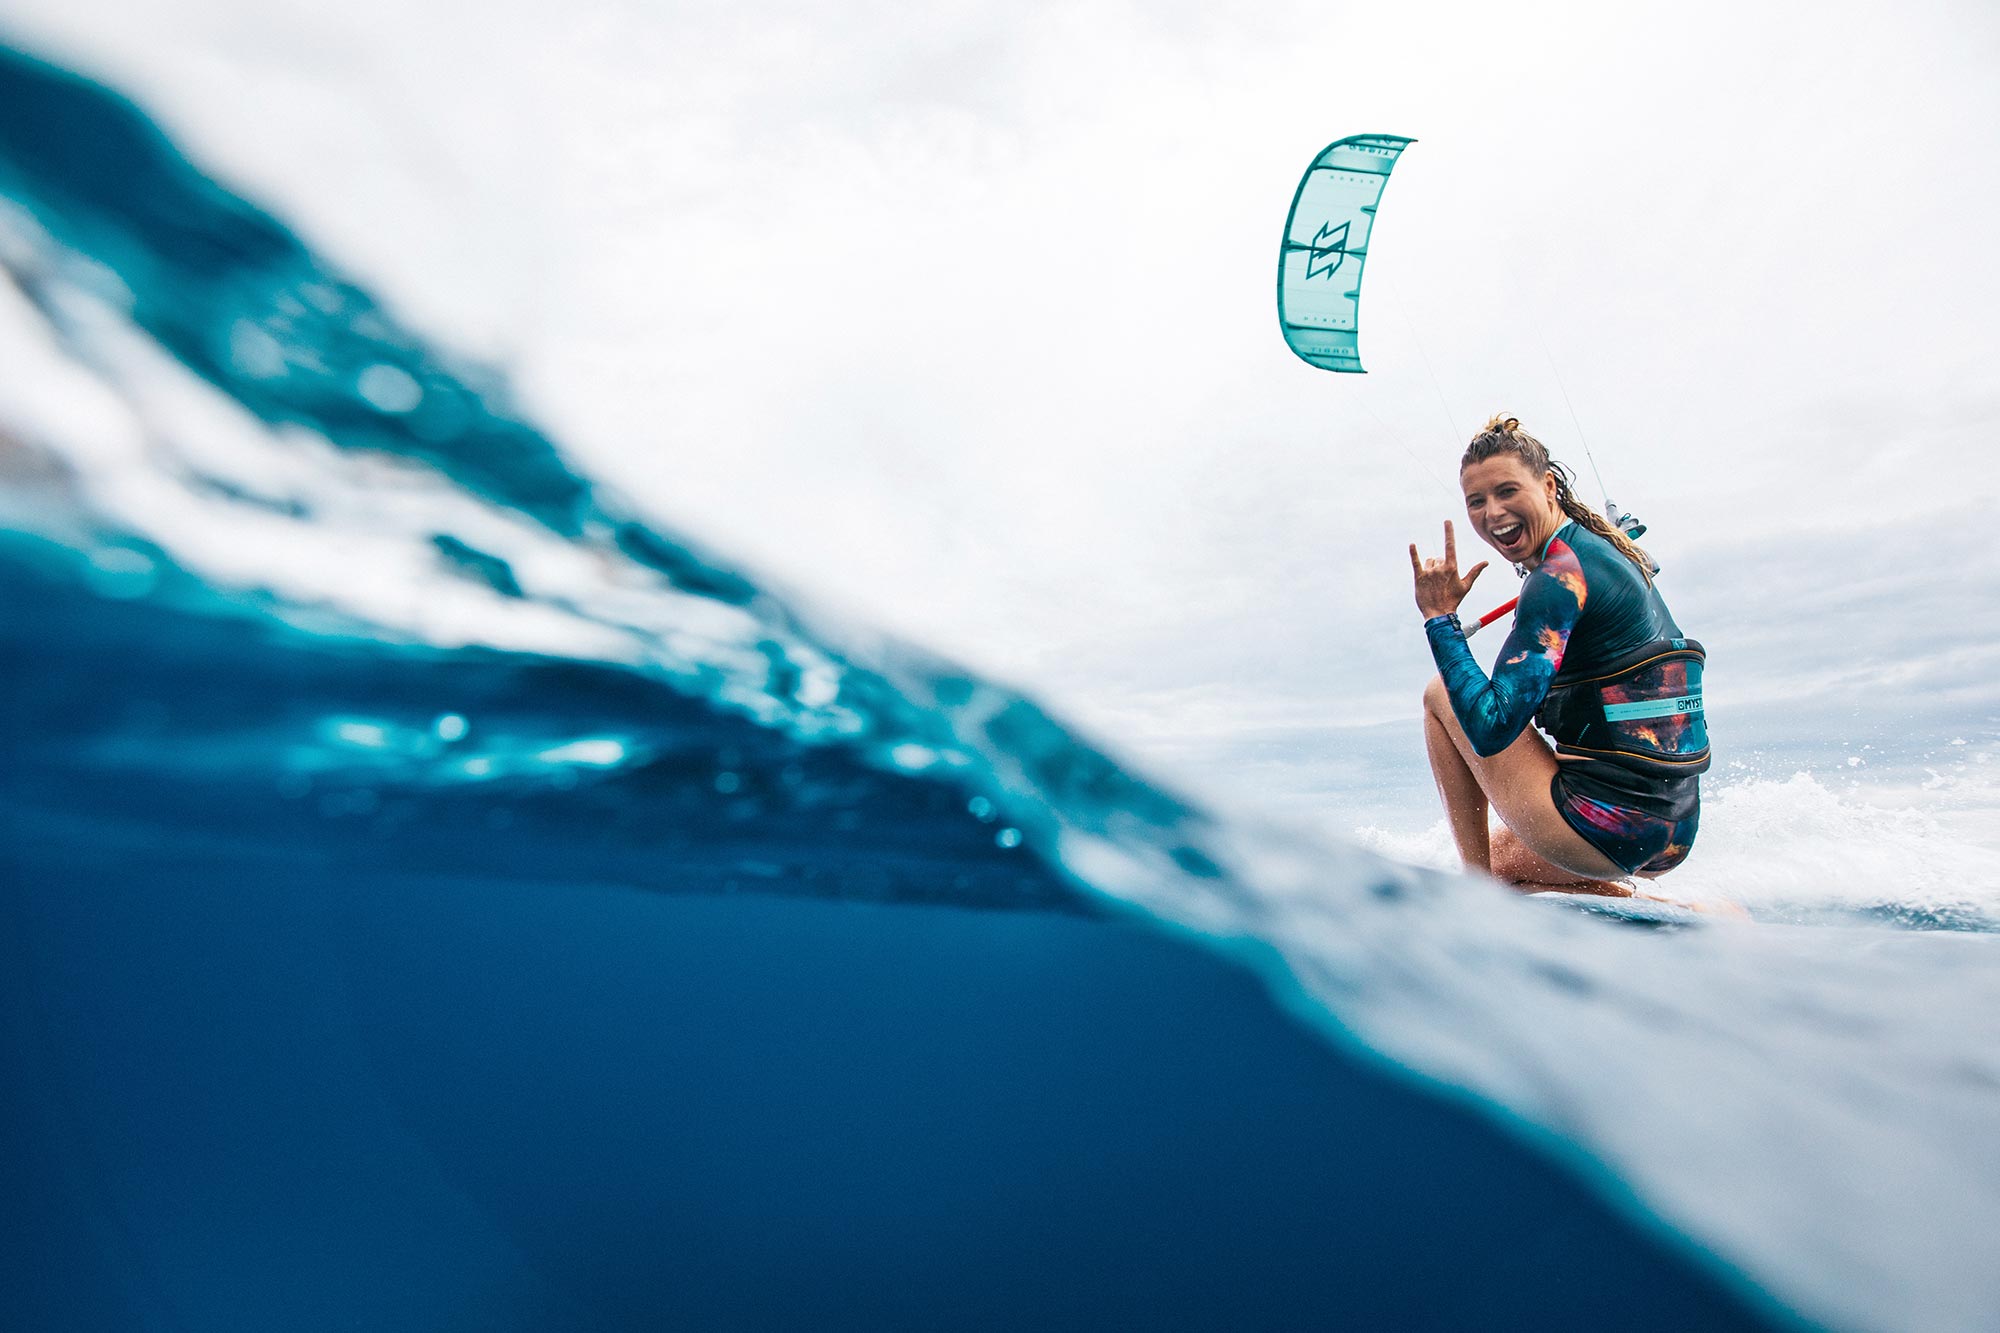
[1277, 134, 1414, 374]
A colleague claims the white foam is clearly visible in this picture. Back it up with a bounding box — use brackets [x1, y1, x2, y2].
[1668, 769, 2000, 927]
[1349, 818, 1458, 872]
[1354, 763, 2000, 930]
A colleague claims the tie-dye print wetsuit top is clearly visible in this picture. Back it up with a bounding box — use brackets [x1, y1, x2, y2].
[1425, 520, 1710, 875]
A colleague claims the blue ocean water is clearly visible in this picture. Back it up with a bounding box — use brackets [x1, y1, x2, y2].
[3, 41, 1997, 1332]
[0, 552, 1769, 1330]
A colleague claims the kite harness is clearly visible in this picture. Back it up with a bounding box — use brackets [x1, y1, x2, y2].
[1538, 636, 1710, 778]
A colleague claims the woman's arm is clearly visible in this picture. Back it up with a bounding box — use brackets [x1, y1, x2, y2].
[1425, 539, 1587, 756]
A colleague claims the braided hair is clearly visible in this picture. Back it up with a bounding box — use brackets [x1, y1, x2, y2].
[1461, 413, 1652, 580]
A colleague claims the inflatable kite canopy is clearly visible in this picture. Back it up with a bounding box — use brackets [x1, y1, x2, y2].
[1277, 134, 1414, 374]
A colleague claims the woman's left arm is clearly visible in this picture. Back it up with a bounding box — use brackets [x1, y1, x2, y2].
[1421, 538, 1587, 756]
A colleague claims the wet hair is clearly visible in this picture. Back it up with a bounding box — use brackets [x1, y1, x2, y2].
[1460, 413, 1652, 579]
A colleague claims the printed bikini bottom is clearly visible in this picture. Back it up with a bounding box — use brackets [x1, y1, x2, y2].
[1550, 763, 1700, 876]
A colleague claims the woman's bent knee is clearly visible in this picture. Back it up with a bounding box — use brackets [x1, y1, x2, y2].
[1422, 674, 1450, 714]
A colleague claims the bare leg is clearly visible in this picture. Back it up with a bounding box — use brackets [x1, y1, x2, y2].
[1490, 826, 1635, 897]
[1424, 703, 1491, 871]
[1420, 675, 1628, 882]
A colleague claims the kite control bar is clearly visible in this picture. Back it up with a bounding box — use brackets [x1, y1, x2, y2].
[1461, 597, 1518, 639]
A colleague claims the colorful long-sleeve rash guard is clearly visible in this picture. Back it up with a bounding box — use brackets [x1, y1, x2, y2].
[1426, 520, 1681, 758]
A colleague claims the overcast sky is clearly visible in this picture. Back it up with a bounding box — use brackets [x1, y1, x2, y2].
[8, 0, 1998, 829]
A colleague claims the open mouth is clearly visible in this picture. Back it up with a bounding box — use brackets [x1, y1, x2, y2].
[1489, 521, 1525, 550]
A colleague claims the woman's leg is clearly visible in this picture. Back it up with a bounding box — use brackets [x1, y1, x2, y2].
[1422, 697, 1494, 869]
[1421, 675, 1628, 882]
[1489, 826, 1634, 896]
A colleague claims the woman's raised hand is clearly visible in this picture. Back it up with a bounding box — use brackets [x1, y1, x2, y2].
[1408, 520, 1488, 620]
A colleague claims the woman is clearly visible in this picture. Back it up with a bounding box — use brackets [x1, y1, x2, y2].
[1409, 414, 1709, 898]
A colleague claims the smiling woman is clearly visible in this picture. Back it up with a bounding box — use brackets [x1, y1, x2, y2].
[1410, 415, 1713, 900]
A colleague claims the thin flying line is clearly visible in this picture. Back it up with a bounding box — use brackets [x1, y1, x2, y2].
[1385, 272, 1461, 445]
[1361, 397, 1458, 502]
[1536, 328, 1609, 506]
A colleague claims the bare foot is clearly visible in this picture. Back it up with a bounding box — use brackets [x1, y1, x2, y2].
[1541, 877, 1640, 899]
[1632, 889, 1752, 921]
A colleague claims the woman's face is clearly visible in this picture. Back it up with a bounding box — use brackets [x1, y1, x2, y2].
[1460, 454, 1561, 563]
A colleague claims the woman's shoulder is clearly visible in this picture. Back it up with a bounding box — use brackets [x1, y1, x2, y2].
[1551, 519, 1677, 641]
[1523, 525, 1589, 612]
[1536, 521, 1588, 568]
[1546, 520, 1643, 588]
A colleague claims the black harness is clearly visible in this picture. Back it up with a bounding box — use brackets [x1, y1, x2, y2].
[1538, 637, 1710, 777]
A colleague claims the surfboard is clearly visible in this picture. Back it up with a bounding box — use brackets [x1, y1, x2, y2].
[1528, 891, 1704, 928]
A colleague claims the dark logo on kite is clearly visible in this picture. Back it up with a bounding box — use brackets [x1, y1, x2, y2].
[1306, 221, 1350, 280]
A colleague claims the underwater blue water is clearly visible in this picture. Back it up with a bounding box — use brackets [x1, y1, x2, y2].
[3, 41, 1997, 1332]
[0, 547, 1770, 1330]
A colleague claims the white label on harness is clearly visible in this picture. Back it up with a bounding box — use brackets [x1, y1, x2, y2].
[1603, 695, 1703, 722]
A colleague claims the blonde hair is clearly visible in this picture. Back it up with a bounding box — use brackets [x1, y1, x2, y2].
[1461, 413, 1652, 579]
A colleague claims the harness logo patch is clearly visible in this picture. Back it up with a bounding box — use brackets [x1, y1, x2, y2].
[1604, 695, 1703, 722]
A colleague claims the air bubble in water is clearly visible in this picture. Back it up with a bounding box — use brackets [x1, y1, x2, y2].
[358, 363, 423, 413]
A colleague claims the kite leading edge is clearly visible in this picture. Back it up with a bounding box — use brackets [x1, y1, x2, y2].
[1277, 134, 1414, 374]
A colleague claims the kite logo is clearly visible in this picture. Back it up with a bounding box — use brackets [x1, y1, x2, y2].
[1306, 221, 1350, 279]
